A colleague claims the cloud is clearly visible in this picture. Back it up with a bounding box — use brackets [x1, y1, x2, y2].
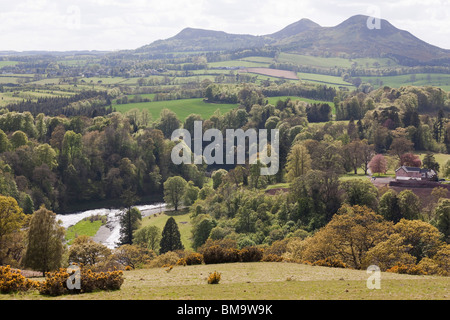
[0, 0, 448, 51]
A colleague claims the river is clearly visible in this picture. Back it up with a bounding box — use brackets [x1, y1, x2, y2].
[56, 203, 166, 249]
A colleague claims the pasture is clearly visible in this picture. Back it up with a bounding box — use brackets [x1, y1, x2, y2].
[114, 98, 238, 121]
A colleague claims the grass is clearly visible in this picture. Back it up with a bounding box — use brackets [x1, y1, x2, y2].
[65, 217, 106, 245]
[114, 98, 238, 122]
[140, 208, 193, 251]
[360, 73, 450, 91]
[3, 262, 448, 300]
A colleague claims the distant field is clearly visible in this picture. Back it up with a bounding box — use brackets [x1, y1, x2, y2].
[297, 72, 353, 87]
[278, 53, 398, 69]
[240, 67, 299, 80]
[114, 98, 238, 121]
[208, 60, 270, 69]
[360, 73, 450, 91]
[0, 61, 19, 68]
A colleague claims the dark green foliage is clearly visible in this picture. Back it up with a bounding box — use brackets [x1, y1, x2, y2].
[159, 217, 184, 254]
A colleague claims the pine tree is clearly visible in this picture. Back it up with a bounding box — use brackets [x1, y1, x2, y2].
[159, 217, 184, 254]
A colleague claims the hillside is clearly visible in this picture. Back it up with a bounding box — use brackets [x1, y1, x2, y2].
[3, 262, 448, 300]
[136, 15, 450, 66]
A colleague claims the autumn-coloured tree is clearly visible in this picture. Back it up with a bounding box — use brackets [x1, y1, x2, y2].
[301, 205, 393, 269]
[0, 196, 25, 265]
[368, 154, 387, 176]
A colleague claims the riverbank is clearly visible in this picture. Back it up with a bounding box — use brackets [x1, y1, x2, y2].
[57, 203, 167, 249]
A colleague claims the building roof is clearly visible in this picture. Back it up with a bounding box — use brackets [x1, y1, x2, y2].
[396, 166, 436, 174]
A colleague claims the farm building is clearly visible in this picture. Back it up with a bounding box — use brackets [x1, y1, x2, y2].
[395, 166, 437, 181]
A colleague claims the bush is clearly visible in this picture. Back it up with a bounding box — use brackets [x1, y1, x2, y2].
[38, 266, 124, 296]
[185, 252, 204, 265]
[239, 247, 264, 263]
[262, 254, 283, 262]
[207, 271, 221, 284]
[0, 266, 37, 294]
[386, 263, 426, 275]
[313, 258, 349, 269]
[148, 251, 181, 268]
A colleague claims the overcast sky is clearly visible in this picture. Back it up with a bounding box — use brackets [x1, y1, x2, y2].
[0, 0, 449, 52]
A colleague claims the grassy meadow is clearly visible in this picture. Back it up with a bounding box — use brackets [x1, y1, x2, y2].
[2, 262, 448, 300]
[114, 98, 238, 121]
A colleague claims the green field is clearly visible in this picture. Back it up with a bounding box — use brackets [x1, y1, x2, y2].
[361, 73, 450, 91]
[278, 53, 399, 69]
[140, 209, 193, 251]
[114, 98, 238, 121]
[3, 262, 448, 300]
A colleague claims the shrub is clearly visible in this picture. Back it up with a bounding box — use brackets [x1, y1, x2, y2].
[313, 258, 349, 269]
[185, 252, 204, 265]
[239, 247, 264, 263]
[207, 271, 221, 284]
[262, 254, 283, 262]
[148, 251, 180, 268]
[176, 258, 187, 266]
[386, 263, 426, 275]
[0, 266, 37, 294]
[38, 266, 124, 296]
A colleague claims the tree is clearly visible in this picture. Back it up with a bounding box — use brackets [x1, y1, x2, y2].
[286, 143, 311, 182]
[301, 205, 393, 269]
[435, 199, 450, 243]
[343, 140, 363, 175]
[389, 137, 414, 161]
[378, 190, 401, 223]
[156, 109, 181, 139]
[23, 206, 65, 275]
[397, 190, 421, 221]
[340, 179, 378, 210]
[0, 196, 25, 265]
[399, 153, 421, 167]
[10, 131, 28, 149]
[68, 235, 111, 266]
[159, 217, 184, 254]
[360, 141, 375, 175]
[422, 153, 440, 172]
[133, 225, 161, 252]
[368, 154, 387, 176]
[118, 207, 142, 246]
[212, 169, 227, 190]
[164, 176, 188, 211]
[191, 215, 216, 250]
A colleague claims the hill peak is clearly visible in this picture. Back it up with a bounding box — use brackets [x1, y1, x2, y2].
[270, 18, 321, 39]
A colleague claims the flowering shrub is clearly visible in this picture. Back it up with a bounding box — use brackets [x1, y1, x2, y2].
[313, 258, 349, 269]
[207, 271, 221, 284]
[386, 263, 426, 275]
[185, 253, 204, 265]
[38, 266, 124, 296]
[0, 266, 37, 294]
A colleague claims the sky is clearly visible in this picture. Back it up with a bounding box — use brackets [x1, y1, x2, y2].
[0, 0, 449, 52]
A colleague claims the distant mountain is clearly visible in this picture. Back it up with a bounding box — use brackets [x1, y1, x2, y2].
[136, 15, 450, 66]
[136, 27, 269, 53]
[268, 18, 321, 39]
[274, 15, 450, 65]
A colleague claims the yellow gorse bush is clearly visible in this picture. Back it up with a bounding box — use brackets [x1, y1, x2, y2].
[0, 265, 38, 294]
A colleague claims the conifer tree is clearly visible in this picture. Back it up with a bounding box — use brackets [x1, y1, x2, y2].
[159, 217, 184, 254]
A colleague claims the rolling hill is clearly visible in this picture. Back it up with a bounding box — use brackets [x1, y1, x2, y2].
[136, 15, 450, 66]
